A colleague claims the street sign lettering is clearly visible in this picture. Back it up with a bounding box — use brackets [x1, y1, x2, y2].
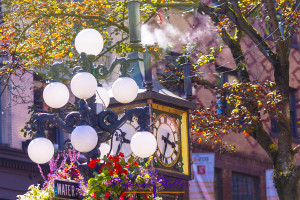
[54, 179, 80, 199]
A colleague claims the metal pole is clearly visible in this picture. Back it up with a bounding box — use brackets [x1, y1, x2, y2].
[127, 0, 144, 88]
[128, 0, 141, 47]
[143, 47, 153, 91]
[183, 63, 192, 100]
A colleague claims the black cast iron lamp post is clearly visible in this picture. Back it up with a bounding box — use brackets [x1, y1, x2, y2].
[27, 28, 157, 164]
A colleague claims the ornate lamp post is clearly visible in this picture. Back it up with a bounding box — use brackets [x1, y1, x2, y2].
[27, 28, 157, 166]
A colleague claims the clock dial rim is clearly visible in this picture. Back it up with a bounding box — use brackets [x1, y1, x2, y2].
[109, 115, 139, 160]
[154, 114, 181, 167]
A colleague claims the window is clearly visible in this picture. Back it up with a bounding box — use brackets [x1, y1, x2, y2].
[214, 168, 223, 200]
[271, 88, 298, 139]
[232, 172, 260, 200]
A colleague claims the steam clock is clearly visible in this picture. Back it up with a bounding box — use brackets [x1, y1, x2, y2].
[106, 2, 197, 199]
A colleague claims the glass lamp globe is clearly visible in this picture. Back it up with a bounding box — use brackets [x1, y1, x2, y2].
[43, 82, 69, 108]
[71, 125, 98, 152]
[75, 28, 104, 56]
[130, 131, 157, 158]
[27, 137, 54, 164]
[99, 143, 111, 160]
[95, 86, 110, 114]
[112, 77, 138, 104]
[70, 72, 98, 99]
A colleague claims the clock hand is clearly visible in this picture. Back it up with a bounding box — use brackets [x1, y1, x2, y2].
[163, 133, 175, 148]
[167, 140, 175, 148]
[115, 130, 129, 155]
[116, 142, 122, 155]
[123, 138, 131, 143]
[162, 133, 170, 159]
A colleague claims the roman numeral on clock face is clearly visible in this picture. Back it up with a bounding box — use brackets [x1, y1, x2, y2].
[160, 153, 163, 160]
[174, 150, 178, 155]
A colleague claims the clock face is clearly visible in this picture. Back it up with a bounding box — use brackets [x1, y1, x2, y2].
[154, 114, 180, 167]
[110, 116, 139, 160]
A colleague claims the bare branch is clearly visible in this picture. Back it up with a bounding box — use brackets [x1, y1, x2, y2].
[245, 4, 262, 18]
[262, 0, 289, 63]
[225, 1, 279, 65]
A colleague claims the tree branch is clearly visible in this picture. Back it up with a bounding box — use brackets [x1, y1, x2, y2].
[295, 165, 300, 179]
[221, 1, 279, 65]
[145, 1, 199, 9]
[94, 37, 129, 62]
[197, 1, 278, 160]
[40, 13, 129, 33]
[262, 0, 289, 63]
[245, 4, 262, 18]
[293, 144, 300, 152]
[193, 77, 218, 90]
[283, 2, 300, 54]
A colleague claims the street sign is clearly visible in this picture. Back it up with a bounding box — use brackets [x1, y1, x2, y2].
[54, 179, 80, 199]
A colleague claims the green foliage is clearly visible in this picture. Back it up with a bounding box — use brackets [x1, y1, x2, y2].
[17, 184, 54, 200]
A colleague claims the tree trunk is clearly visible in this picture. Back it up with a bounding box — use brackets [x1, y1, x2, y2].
[274, 173, 299, 200]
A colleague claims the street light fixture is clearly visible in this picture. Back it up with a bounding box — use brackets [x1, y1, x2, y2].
[27, 28, 157, 164]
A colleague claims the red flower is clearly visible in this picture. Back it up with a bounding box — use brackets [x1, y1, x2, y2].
[105, 192, 110, 199]
[116, 163, 122, 170]
[98, 170, 102, 173]
[144, 194, 148, 199]
[119, 152, 124, 157]
[114, 169, 119, 174]
[110, 171, 114, 176]
[91, 193, 96, 198]
[88, 162, 96, 169]
[119, 196, 124, 200]
[134, 161, 139, 165]
[88, 158, 100, 169]
[109, 155, 114, 161]
[121, 192, 126, 196]
[126, 165, 130, 168]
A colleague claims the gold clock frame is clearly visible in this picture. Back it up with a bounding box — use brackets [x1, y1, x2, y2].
[153, 113, 181, 167]
[152, 103, 190, 176]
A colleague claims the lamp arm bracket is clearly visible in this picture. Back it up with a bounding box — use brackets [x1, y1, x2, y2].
[96, 57, 132, 79]
[98, 106, 150, 133]
[33, 113, 75, 134]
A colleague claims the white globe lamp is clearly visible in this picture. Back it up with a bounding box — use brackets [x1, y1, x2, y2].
[71, 125, 98, 152]
[99, 143, 111, 160]
[112, 77, 138, 104]
[130, 131, 157, 158]
[75, 29, 104, 56]
[70, 72, 98, 99]
[28, 138, 54, 164]
[43, 82, 69, 108]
